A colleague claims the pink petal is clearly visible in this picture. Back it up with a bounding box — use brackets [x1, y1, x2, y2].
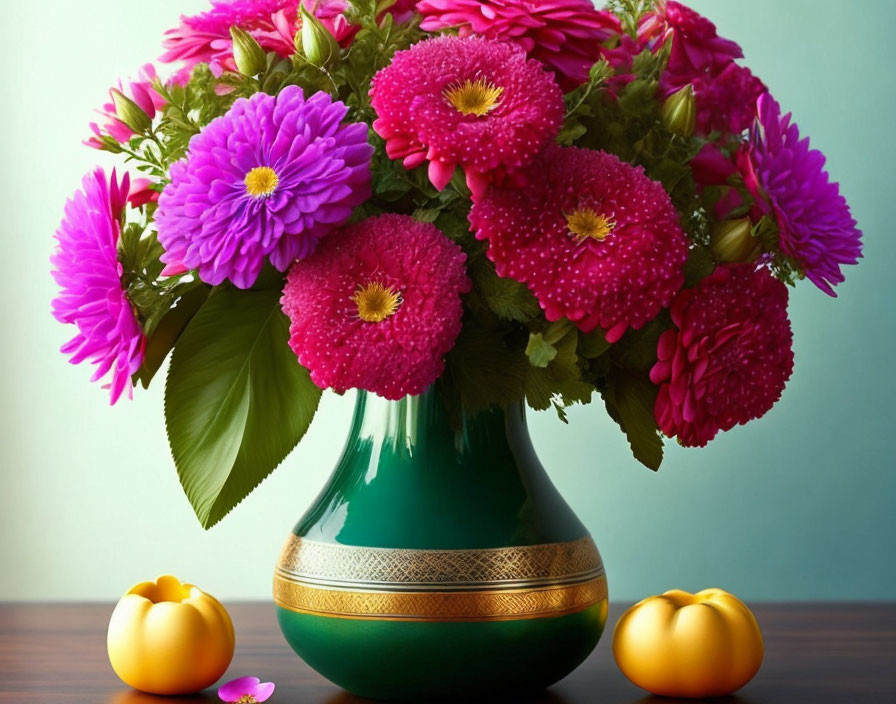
[254, 682, 276, 702]
[427, 159, 455, 191]
[219, 677, 260, 702]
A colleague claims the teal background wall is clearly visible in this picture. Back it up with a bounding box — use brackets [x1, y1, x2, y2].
[0, 1, 892, 602]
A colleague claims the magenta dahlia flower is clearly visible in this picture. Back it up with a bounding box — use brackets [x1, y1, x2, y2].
[639, 0, 742, 95]
[281, 214, 470, 399]
[86, 64, 165, 148]
[469, 145, 689, 342]
[741, 93, 862, 295]
[161, 0, 299, 76]
[155, 85, 372, 289]
[51, 169, 145, 405]
[650, 264, 794, 447]
[694, 63, 766, 136]
[416, 0, 621, 91]
[370, 36, 564, 197]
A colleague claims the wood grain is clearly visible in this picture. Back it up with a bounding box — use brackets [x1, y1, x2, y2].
[1, 603, 894, 702]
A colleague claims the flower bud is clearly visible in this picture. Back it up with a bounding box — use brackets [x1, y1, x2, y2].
[111, 89, 152, 135]
[661, 84, 696, 138]
[298, 4, 341, 68]
[230, 27, 268, 77]
[710, 218, 761, 263]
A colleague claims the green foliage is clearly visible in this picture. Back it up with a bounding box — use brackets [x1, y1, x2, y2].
[526, 333, 558, 368]
[165, 287, 322, 529]
[469, 255, 541, 324]
[442, 318, 528, 417]
[119, 219, 211, 388]
[607, 0, 656, 38]
[753, 215, 802, 286]
[561, 60, 613, 144]
[683, 244, 716, 288]
[523, 322, 594, 416]
[134, 285, 209, 390]
[604, 370, 664, 470]
[611, 315, 669, 373]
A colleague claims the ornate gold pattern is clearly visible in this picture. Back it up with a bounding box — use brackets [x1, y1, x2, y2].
[276, 535, 604, 589]
[273, 574, 608, 622]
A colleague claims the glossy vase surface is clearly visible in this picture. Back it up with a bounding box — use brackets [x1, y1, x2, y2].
[274, 388, 608, 700]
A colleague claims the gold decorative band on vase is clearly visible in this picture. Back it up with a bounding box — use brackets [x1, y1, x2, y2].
[273, 535, 607, 622]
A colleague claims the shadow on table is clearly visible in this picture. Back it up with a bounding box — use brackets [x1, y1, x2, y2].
[326, 690, 572, 704]
[630, 696, 754, 704]
[106, 691, 218, 704]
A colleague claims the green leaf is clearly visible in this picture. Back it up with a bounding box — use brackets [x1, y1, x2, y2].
[470, 257, 541, 323]
[611, 314, 669, 372]
[134, 284, 209, 389]
[579, 328, 611, 359]
[525, 325, 593, 412]
[525, 333, 557, 368]
[444, 321, 527, 415]
[605, 371, 664, 470]
[683, 245, 716, 287]
[165, 287, 322, 528]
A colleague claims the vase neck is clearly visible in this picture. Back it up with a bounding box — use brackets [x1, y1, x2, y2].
[350, 387, 526, 459]
[294, 387, 586, 548]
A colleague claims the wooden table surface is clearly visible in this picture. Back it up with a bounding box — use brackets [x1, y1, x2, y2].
[1, 603, 894, 703]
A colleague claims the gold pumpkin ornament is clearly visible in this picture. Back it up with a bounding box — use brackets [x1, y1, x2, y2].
[107, 575, 235, 695]
[613, 588, 764, 698]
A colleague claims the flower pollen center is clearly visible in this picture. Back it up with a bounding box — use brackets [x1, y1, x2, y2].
[566, 208, 616, 242]
[443, 79, 504, 117]
[352, 282, 402, 323]
[244, 166, 279, 197]
[236, 696, 257, 704]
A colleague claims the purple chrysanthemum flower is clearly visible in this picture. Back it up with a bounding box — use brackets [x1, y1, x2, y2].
[155, 85, 373, 289]
[742, 93, 862, 295]
[51, 169, 145, 405]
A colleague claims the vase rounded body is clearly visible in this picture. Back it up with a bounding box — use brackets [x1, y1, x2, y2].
[274, 389, 607, 700]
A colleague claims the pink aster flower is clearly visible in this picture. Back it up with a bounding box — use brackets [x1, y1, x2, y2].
[218, 676, 275, 703]
[740, 93, 862, 295]
[694, 62, 766, 135]
[650, 264, 794, 447]
[161, 0, 300, 77]
[51, 169, 145, 405]
[417, 0, 621, 91]
[639, 0, 742, 95]
[85, 64, 165, 148]
[281, 214, 471, 400]
[370, 36, 564, 198]
[155, 85, 373, 289]
[469, 145, 689, 342]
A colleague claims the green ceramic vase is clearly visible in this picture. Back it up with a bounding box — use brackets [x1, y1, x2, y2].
[274, 388, 608, 700]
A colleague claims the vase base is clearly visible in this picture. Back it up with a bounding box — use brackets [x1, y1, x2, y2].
[276, 601, 607, 700]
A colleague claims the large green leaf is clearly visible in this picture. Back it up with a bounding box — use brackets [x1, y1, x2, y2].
[605, 371, 664, 471]
[165, 287, 322, 528]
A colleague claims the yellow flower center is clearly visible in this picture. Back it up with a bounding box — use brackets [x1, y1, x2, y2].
[352, 282, 402, 323]
[236, 696, 257, 704]
[244, 166, 279, 197]
[566, 208, 616, 242]
[443, 79, 504, 117]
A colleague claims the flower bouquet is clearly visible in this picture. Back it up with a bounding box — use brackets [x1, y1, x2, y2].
[52, 0, 862, 532]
